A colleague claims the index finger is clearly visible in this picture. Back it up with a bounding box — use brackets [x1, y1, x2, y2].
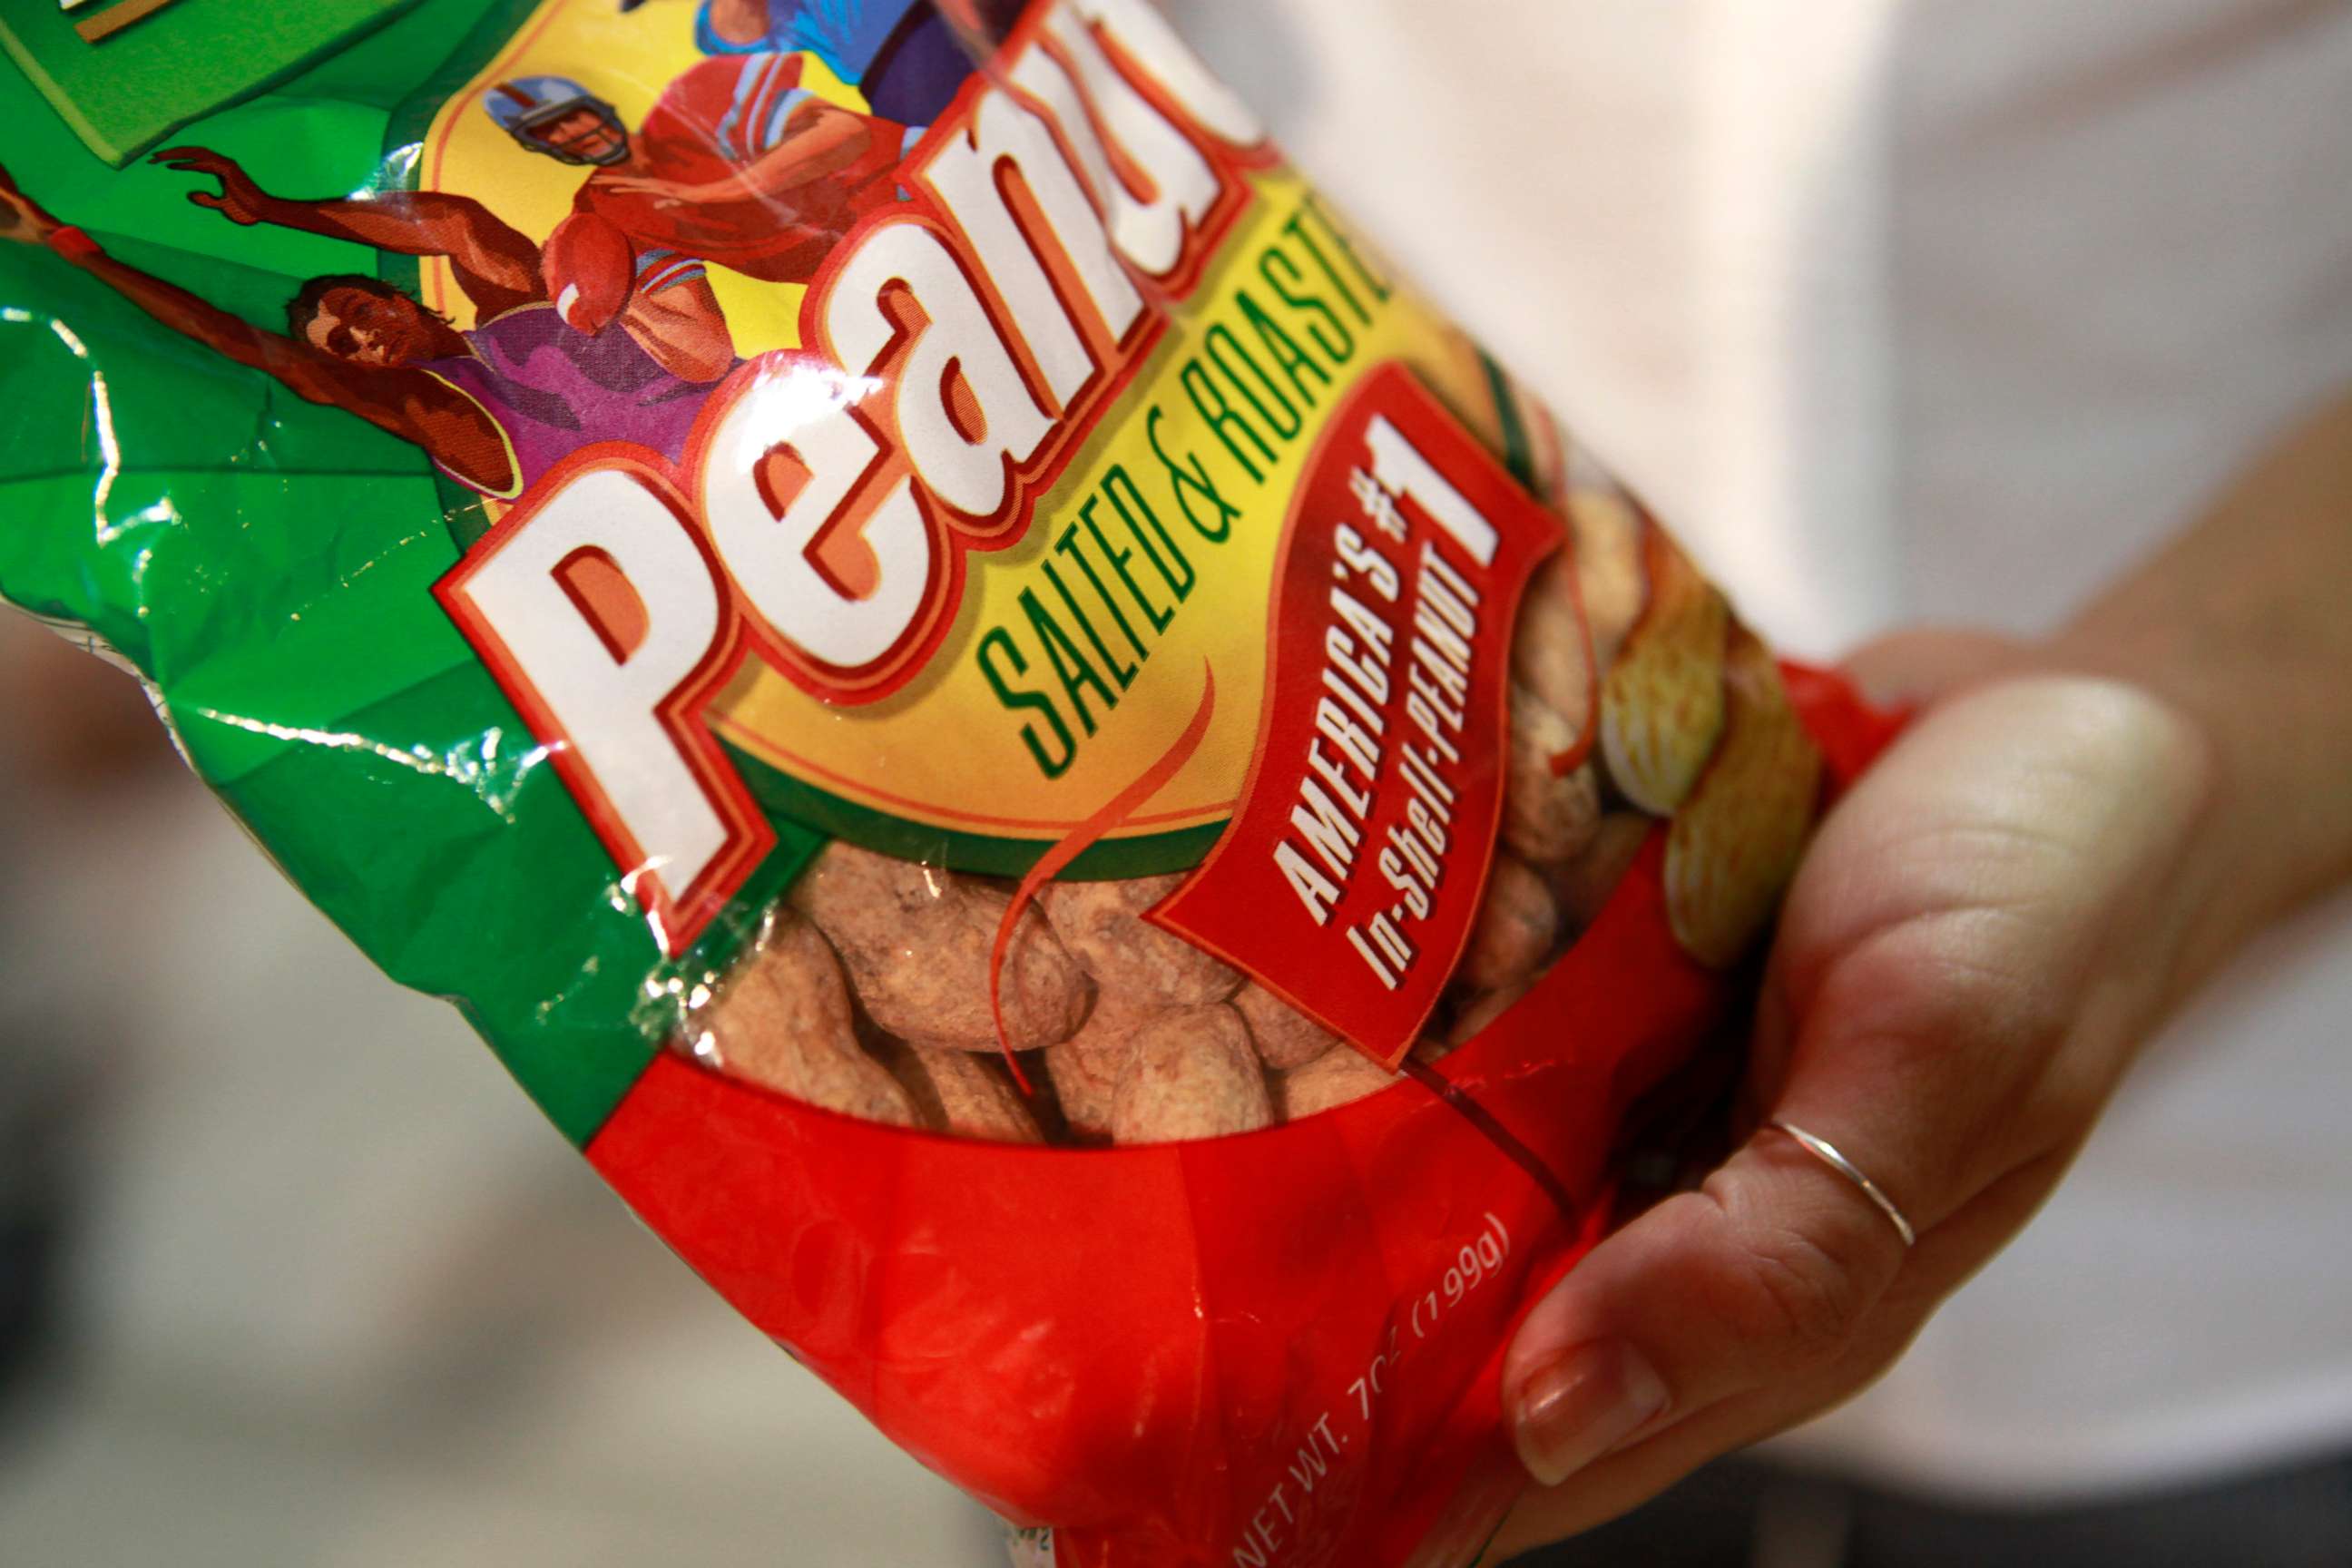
[1481, 1145, 2075, 1561]
[1501, 1122, 1915, 1460]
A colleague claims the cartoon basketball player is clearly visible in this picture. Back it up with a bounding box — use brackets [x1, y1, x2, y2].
[486, 53, 922, 324]
[0, 158, 733, 501]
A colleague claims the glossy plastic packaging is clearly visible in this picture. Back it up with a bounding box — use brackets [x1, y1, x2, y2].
[0, 4, 1893, 1563]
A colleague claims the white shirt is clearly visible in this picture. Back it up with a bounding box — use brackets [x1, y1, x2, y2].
[1181, 0, 2352, 1501]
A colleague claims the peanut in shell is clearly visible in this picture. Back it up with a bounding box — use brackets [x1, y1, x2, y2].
[1109, 1004, 1273, 1144]
[1459, 852, 1559, 991]
[1231, 981, 1341, 1070]
[1063, 986, 1161, 1054]
[1043, 1035, 1127, 1142]
[1042, 990, 1159, 1140]
[690, 911, 921, 1129]
[1663, 624, 1823, 967]
[1504, 687, 1604, 865]
[1565, 484, 1645, 671]
[1598, 522, 1730, 814]
[891, 1044, 1046, 1144]
[789, 842, 1090, 1050]
[1039, 873, 1242, 1005]
[1275, 1046, 1402, 1122]
[1512, 552, 1596, 745]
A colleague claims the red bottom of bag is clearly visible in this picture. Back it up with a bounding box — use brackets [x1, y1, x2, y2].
[586, 667, 1894, 1567]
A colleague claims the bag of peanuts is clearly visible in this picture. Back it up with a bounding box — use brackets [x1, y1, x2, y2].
[0, 2, 1896, 1563]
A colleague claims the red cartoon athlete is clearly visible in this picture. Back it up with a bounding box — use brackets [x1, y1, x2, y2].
[485, 55, 920, 330]
[0, 156, 734, 501]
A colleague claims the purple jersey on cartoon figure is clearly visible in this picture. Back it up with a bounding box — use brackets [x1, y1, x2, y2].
[420, 304, 719, 498]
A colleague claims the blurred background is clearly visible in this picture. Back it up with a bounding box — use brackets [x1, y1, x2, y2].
[0, 612, 1006, 1564]
[5, 1, 2348, 1565]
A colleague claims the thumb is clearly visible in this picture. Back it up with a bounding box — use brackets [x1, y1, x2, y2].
[188, 191, 223, 210]
[1500, 1121, 1913, 1488]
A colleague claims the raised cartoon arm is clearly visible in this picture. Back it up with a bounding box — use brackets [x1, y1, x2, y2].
[3, 167, 513, 495]
[599, 100, 873, 207]
[730, 100, 876, 194]
[151, 147, 544, 318]
[622, 274, 738, 385]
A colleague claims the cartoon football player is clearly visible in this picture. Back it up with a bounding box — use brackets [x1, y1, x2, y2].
[486, 53, 922, 326]
[680, 0, 1014, 126]
[0, 156, 734, 502]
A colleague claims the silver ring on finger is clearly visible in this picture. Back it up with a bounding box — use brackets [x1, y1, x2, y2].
[1769, 1119, 1917, 1249]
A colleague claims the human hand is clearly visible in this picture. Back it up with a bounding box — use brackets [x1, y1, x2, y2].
[1483, 645, 2220, 1558]
[151, 146, 270, 225]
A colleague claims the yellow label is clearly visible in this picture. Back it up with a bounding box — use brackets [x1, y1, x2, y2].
[710, 165, 1490, 841]
[420, 0, 1528, 944]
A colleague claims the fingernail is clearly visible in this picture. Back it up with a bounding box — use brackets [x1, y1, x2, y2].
[1512, 1339, 1670, 1486]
